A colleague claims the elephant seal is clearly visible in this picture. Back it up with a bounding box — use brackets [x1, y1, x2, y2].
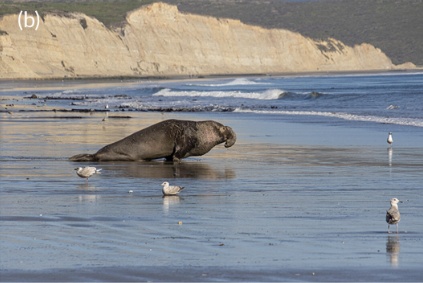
[69, 119, 236, 162]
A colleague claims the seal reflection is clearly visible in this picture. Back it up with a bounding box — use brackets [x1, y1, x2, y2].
[103, 161, 236, 180]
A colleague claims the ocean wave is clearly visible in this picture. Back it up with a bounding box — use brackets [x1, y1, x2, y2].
[386, 104, 399, 110]
[189, 78, 267, 87]
[153, 88, 285, 100]
[118, 101, 234, 112]
[62, 89, 82, 95]
[234, 109, 423, 127]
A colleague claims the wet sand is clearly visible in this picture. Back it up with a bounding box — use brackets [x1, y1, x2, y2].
[1, 110, 423, 282]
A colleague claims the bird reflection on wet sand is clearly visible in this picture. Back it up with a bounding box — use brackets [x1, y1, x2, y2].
[78, 194, 101, 203]
[386, 235, 400, 267]
[77, 183, 98, 191]
[162, 195, 182, 215]
[387, 147, 393, 167]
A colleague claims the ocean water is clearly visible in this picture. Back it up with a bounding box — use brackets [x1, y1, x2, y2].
[3, 72, 422, 127]
[1, 72, 423, 281]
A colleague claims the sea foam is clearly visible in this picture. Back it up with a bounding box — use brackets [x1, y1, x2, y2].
[153, 88, 285, 100]
[188, 78, 267, 87]
[234, 109, 423, 127]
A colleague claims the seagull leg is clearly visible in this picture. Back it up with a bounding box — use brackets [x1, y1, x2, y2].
[396, 224, 399, 234]
[388, 225, 391, 234]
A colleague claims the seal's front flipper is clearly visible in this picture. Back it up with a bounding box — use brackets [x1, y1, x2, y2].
[69, 153, 96, 162]
[174, 134, 197, 160]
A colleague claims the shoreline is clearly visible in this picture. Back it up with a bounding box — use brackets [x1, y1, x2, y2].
[1, 68, 421, 84]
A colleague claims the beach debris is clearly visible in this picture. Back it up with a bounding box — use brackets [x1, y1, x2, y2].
[387, 132, 393, 146]
[128, 190, 134, 193]
[386, 198, 402, 233]
[161, 181, 184, 196]
[74, 166, 102, 183]
[178, 221, 183, 225]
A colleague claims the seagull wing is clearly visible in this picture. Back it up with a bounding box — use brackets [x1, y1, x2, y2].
[80, 167, 98, 178]
[166, 185, 184, 195]
[84, 167, 96, 175]
[386, 208, 400, 224]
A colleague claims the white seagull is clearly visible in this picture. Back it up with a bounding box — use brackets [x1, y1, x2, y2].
[74, 166, 102, 183]
[386, 198, 402, 234]
[387, 132, 393, 146]
[161, 181, 184, 196]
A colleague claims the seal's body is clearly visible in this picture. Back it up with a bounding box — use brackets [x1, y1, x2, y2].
[70, 119, 236, 162]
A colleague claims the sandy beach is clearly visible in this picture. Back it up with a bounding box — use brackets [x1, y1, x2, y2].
[1, 79, 423, 281]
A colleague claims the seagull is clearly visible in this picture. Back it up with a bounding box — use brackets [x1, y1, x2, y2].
[74, 166, 102, 183]
[387, 132, 393, 146]
[102, 104, 109, 121]
[386, 198, 402, 234]
[161, 181, 184, 196]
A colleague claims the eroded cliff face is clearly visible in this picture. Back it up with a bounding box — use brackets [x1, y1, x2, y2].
[0, 2, 407, 79]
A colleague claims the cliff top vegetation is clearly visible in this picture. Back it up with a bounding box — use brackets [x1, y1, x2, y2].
[1, 0, 421, 66]
[0, 0, 154, 27]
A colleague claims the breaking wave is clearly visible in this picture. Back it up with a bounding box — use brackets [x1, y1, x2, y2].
[189, 78, 267, 87]
[153, 88, 285, 100]
[234, 109, 423, 127]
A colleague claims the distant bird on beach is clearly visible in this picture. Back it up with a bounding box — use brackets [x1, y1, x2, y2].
[387, 132, 393, 146]
[161, 181, 184, 196]
[75, 166, 102, 183]
[102, 104, 109, 122]
[386, 198, 402, 234]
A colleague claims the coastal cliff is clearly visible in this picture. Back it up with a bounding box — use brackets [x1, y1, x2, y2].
[0, 2, 410, 79]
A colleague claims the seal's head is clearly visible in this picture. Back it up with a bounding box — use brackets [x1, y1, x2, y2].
[221, 126, 236, 148]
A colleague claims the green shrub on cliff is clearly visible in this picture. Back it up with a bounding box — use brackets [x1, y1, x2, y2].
[0, 0, 155, 27]
[1, 0, 421, 66]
